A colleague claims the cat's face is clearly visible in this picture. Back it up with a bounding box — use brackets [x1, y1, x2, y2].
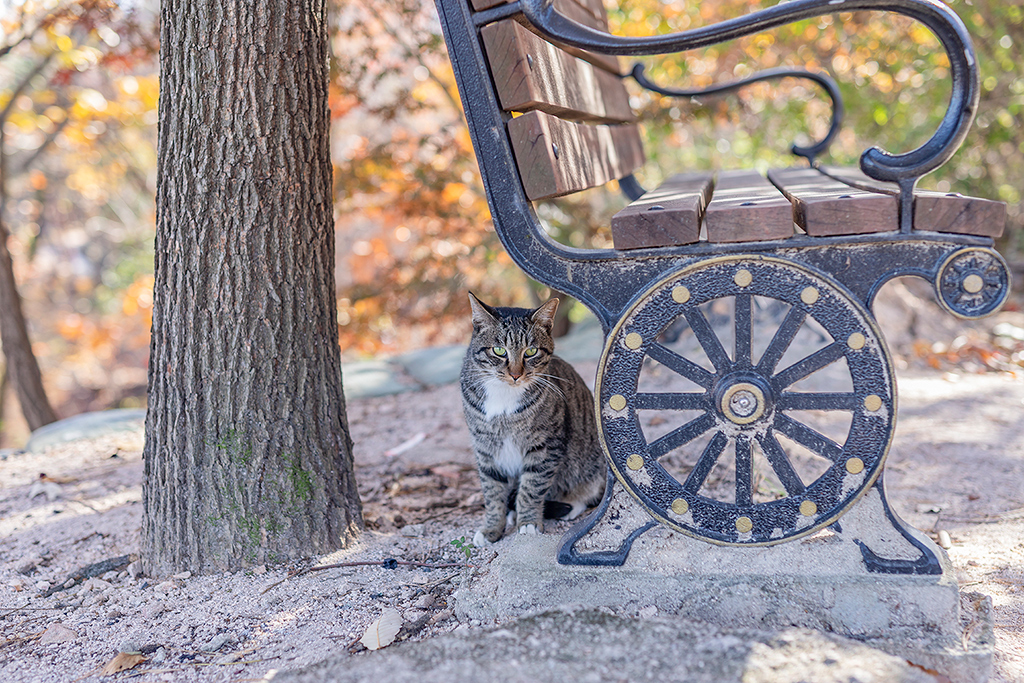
[468, 293, 558, 388]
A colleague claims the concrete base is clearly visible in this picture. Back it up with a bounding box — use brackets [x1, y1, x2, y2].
[455, 490, 993, 683]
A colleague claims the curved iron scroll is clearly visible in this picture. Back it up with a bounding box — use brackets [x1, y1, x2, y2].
[630, 64, 844, 163]
[519, 0, 979, 187]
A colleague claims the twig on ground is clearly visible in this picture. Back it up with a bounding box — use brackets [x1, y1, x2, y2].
[260, 559, 474, 594]
[42, 553, 137, 597]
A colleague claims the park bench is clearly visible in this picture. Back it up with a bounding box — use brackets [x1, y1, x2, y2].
[433, 0, 1012, 570]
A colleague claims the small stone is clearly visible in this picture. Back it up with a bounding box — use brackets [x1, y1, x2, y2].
[107, 609, 124, 619]
[152, 647, 167, 663]
[62, 578, 76, 589]
[15, 555, 43, 575]
[200, 633, 235, 652]
[142, 603, 165, 620]
[171, 571, 192, 580]
[428, 609, 453, 625]
[127, 561, 143, 580]
[938, 530, 953, 549]
[85, 578, 112, 591]
[400, 524, 425, 537]
[639, 605, 658, 619]
[413, 594, 435, 609]
[253, 565, 267, 576]
[39, 623, 78, 644]
[117, 571, 127, 580]
[102, 571, 119, 581]
[119, 640, 143, 654]
[153, 581, 176, 594]
[35, 581, 51, 592]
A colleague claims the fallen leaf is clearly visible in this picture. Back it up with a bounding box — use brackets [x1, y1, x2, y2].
[359, 608, 403, 650]
[101, 652, 146, 675]
[384, 432, 427, 457]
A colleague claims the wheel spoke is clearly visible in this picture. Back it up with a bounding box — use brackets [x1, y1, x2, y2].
[774, 413, 844, 462]
[648, 412, 717, 460]
[755, 430, 807, 496]
[634, 392, 708, 411]
[682, 430, 728, 494]
[773, 342, 845, 389]
[647, 342, 715, 389]
[734, 293, 752, 367]
[682, 306, 731, 374]
[734, 435, 752, 507]
[755, 306, 807, 375]
[777, 392, 861, 411]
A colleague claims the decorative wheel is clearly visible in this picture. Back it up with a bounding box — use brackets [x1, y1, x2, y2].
[935, 247, 1010, 319]
[596, 255, 895, 545]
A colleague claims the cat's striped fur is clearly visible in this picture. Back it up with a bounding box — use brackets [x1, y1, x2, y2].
[461, 293, 606, 545]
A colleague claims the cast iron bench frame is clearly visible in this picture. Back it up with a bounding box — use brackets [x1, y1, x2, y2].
[434, 0, 1011, 568]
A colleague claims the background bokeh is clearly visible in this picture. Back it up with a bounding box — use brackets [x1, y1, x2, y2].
[1, 0, 1021, 446]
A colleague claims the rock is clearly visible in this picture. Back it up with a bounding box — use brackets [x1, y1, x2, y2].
[639, 605, 658, 619]
[400, 524, 426, 538]
[62, 578, 76, 589]
[428, 609, 453, 626]
[16, 555, 43, 575]
[107, 609, 124, 619]
[152, 647, 167, 663]
[127, 561, 143, 580]
[102, 571, 119, 581]
[142, 603, 165, 620]
[171, 571, 192, 580]
[153, 581, 176, 594]
[200, 633, 235, 652]
[34, 580, 51, 592]
[119, 640, 143, 654]
[85, 578, 112, 591]
[253, 565, 267, 575]
[39, 623, 78, 644]
[413, 594, 435, 609]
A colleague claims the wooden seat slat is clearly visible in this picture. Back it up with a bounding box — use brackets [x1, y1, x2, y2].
[704, 170, 794, 243]
[482, 20, 633, 123]
[611, 172, 714, 250]
[508, 110, 644, 200]
[817, 166, 1006, 238]
[767, 167, 898, 236]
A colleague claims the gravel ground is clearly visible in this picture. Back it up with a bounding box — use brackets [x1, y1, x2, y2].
[1, 359, 1023, 681]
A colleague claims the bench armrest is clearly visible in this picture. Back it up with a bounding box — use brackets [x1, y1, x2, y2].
[519, 0, 978, 190]
[630, 64, 843, 164]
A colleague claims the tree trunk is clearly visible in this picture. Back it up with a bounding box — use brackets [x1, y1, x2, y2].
[143, 0, 363, 574]
[0, 129, 58, 432]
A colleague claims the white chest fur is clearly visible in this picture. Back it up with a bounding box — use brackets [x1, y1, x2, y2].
[494, 437, 524, 478]
[482, 380, 528, 419]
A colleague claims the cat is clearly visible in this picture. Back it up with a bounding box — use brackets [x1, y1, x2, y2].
[460, 292, 606, 546]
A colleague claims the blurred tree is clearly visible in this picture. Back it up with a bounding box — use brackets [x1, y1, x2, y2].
[143, 0, 363, 573]
[0, 0, 157, 439]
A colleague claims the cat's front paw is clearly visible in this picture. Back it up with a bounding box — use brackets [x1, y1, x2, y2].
[518, 523, 538, 535]
[473, 528, 502, 546]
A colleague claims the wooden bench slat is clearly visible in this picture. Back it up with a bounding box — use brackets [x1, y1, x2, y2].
[767, 167, 898, 236]
[817, 165, 1006, 237]
[611, 173, 714, 249]
[471, 0, 621, 73]
[482, 20, 633, 124]
[508, 110, 645, 200]
[704, 170, 794, 243]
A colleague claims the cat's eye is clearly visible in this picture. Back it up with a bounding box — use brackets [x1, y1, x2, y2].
[492, 346, 507, 357]
[524, 347, 538, 357]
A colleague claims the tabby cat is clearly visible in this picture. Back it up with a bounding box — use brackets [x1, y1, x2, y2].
[460, 293, 606, 546]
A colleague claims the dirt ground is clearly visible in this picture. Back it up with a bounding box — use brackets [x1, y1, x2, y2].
[1, 293, 1024, 682]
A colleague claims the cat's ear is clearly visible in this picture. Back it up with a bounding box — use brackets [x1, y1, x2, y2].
[468, 292, 498, 329]
[531, 297, 559, 330]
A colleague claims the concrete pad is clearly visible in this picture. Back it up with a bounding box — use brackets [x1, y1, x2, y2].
[275, 608, 942, 683]
[342, 360, 415, 398]
[454, 488, 993, 683]
[393, 345, 466, 386]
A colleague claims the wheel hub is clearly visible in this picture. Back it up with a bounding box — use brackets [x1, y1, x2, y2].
[716, 375, 772, 425]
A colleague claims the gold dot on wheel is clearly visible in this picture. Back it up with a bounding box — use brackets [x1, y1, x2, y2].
[624, 333, 643, 350]
[962, 274, 984, 294]
[799, 500, 817, 517]
[846, 457, 865, 474]
[864, 394, 882, 411]
[734, 269, 752, 287]
[736, 516, 753, 533]
[626, 454, 644, 471]
[671, 498, 689, 515]
[609, 394, 627, 411]
[847, 333, 866, 350]
[672, 286, 690, 304]
[801, 287, 819, 305]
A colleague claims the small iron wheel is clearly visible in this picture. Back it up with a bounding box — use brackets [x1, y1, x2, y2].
[596, 255, 895, 545]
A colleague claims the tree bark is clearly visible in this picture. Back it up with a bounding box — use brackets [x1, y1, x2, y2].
[143, 0, 363, 574]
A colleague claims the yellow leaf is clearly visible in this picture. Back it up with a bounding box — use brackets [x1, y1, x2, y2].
[101, 652, 145, 675]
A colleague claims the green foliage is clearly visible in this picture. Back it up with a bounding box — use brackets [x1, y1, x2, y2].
[449, 536, 475, 560]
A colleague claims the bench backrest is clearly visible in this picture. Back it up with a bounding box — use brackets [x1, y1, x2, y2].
[478, 2, 644, 200]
